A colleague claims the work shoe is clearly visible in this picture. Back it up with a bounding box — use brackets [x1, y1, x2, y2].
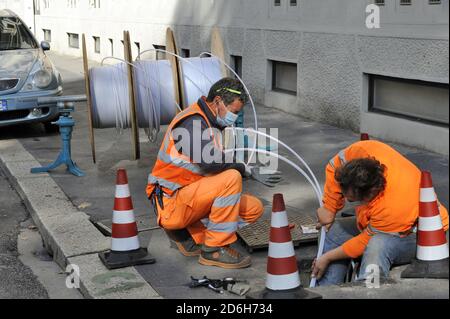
[199, 244, 251, 269]
[173, 237, 202, 257]
[166, 229, 201, 257]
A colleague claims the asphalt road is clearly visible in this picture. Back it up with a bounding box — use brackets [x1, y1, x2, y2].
[0, 167, 48, 299]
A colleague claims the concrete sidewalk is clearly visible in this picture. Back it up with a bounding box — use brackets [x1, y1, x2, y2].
[0, 52, 448, 299]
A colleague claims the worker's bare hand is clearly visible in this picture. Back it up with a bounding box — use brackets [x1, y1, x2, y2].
[316, 207, 335, 231]
[311, 255, 331, 280]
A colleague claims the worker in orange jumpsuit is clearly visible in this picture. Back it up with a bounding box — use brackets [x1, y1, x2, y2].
[312, 140, 449, 285]
[147, 78, 282, 269]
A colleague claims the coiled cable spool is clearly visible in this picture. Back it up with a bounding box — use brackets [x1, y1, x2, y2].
[134, 59, 178, 140]
[179, 57, 223, 107]
[88, 59, 179, 130]
[89, 63, 130, 130]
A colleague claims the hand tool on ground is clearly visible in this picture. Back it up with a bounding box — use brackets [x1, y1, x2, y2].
[189, 276, 251, 296]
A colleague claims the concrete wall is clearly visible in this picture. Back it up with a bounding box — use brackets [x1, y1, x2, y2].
[6, 0, 449, 155]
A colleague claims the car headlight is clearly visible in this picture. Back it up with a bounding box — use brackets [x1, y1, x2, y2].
[33, 69, 53, 88]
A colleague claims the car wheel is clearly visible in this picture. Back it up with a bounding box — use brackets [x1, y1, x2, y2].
[43, 121, 59, 133]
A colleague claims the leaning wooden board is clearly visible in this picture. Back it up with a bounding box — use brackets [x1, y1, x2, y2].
[166, 28, 182, 110]
[211, 26, 229, 78]
[82, 34, 96, 164]
[123, 30, 140, 160]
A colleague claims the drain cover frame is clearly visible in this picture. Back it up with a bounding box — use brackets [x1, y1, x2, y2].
[90, 214, 160, 237]
[237, 212, 318, 252]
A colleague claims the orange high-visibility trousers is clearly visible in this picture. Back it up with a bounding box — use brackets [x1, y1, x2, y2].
[157, 169, 264, 247]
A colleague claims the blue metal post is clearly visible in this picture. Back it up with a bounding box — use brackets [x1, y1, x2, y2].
[31, 102, 85, 177]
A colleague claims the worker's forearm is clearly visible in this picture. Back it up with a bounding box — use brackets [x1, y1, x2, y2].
[323, 246, 350, 263]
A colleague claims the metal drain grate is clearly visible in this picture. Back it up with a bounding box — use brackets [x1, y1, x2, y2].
[237, 213, 318, 252]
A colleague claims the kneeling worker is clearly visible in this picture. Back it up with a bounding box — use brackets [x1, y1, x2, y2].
[146, 78, 282, 269]
[312, 140, 448, 285]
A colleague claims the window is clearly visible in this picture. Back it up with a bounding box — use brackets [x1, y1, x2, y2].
[369, 75, 449, 126]
[89, 0, 101, 8]
[67, 33, 79, 48]
[181, 48, 190, 58]
[429, 0, 441, 4]
[93, 36, 100, 53]
[135, 42, 140, 56]
[153, 45, 166, 60]
[109, 38, 114, 56]
[271, 61, 297, 95]
[67, 0, 77, 8]
[375, 0, 385, 5]
[274, 0, 281, 6]
[231, 55, 243, 79]
[43, 29, 51, 42]
[400, 0, 412, 5]
[34, 0, 41, 15]
[290, 0, 297, 6]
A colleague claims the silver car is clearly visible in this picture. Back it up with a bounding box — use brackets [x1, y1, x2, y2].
[0, 9, 62, 131]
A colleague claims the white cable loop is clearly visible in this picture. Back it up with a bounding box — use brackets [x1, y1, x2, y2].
[231, 127, 322, 195]
[224, 144, 326, 288]
[223, 148, 322, 204]
[90, 56, 181, 141]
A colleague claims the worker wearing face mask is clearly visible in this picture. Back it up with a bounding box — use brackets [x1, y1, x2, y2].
[146, 78, 282, 269]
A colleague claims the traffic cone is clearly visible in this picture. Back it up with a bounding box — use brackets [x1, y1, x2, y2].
[361, 133, 370, 141]
[401, 172, 449, 279]
[99, 168, 156, 269]
[247, 194, 322, 299]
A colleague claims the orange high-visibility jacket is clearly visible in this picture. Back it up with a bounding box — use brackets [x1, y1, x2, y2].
[323, 140, 449, 258]
[146, 101, 220, 199]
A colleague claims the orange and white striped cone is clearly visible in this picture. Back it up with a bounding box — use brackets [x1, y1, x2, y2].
[247, 194, 321, 299]
[361, 133, 370, 141]
[99, 168, 155, 269]
[402, 172, 449, 279]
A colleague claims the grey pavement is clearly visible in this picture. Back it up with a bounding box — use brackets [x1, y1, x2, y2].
[0, 51, 448, 299]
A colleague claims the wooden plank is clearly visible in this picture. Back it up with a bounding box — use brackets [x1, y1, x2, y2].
[123, 30, 140, 160]
[211, 26, 229, 78]
[82, 34, 96, 164]
[165, 28, 182, 111]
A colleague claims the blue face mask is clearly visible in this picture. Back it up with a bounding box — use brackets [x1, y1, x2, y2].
[217, 110, 238, 127]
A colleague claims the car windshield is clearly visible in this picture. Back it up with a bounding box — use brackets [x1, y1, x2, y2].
[0, 16, 38, 51]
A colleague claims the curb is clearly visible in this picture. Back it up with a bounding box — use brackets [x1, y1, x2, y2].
[0, 139, 160, 299]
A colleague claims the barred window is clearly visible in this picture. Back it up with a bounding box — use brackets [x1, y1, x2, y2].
[271, 61, 298, 96]
[93, 36, 100, 53]
[67, 33, 79, 48]
[43, 29, 51, 42]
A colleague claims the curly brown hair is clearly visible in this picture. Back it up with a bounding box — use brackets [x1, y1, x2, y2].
[335, 158, 387, 202]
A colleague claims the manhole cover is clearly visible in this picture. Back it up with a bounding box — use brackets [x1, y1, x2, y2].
[237, 213, 318, 252]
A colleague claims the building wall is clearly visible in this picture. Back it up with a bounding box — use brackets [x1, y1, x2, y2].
[7, 0, 449, 154]
[0, 0, 34, 32]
